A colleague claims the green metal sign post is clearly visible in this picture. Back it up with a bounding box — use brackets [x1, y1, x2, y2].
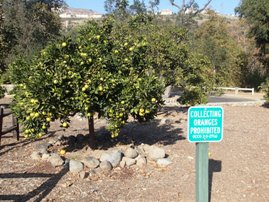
[188, 106, 224, 202]
[196, 142, 209, 202]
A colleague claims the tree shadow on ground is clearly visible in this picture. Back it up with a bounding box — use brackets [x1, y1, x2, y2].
[63, 118, 186, 152]
[0, 132, 56, 156]
[89, 117, 185, 150]
[61, 106, 188, 151]
[0, 166, 68, 202]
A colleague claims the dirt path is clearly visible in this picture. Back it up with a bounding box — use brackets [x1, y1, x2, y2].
[0, 104, 268, 202]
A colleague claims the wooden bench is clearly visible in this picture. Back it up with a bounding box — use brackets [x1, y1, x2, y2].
[0, 105, 19, 145]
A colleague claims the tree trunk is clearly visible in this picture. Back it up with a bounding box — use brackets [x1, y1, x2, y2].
[163, 85, 172, 98]
[88, 116, 96, 149]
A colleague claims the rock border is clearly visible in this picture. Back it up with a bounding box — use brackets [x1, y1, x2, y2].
[31, 136, 173, 179]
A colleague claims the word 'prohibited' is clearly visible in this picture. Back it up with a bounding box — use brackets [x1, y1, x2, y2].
[188, 106, 224, 142]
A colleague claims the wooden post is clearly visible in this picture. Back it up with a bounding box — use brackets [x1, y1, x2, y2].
[235, 87, 238, 94]
[0, 107, 3, 145]
[196, 142, 209, 202]
[88, 116, 95, 149]
[12, 114, 19, 140]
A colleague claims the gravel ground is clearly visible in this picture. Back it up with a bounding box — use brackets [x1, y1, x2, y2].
[0, 99, 268, 201]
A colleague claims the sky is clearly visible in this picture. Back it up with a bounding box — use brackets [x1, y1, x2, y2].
[65, 0, 241, 15]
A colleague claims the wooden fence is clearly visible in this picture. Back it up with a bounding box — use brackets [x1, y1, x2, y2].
[0, 105, 19, 145]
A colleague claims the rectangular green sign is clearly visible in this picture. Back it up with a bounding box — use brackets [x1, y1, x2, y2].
[188, 106, 224, 142]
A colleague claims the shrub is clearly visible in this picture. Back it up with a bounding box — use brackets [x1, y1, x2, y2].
[0, 86, 5, 99]
[177, 53, 214, 105]
[118, 15, 214, 105]
[261, 79, 269, 103]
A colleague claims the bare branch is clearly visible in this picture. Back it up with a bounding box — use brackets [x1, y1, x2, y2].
[188, 0, 195, 8]
[182, 0, 186, 10]
[183, 0, 195, 13]
[170, 0, 182, 11]
[170, 0, 212, 15]
[193, 0, 212, 16]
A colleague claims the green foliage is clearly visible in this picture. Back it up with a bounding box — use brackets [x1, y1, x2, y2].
[261, 79, 269, 103]
[178, 53, 214, 105]
[238, 51, 266, 89]
[142, 22, 214, 104]
[117, 15, 214, 105]
[193, 12, 244, 87]
[236, 0, 269, 86]
[10, 18, 165, 139]
[228, 19, 267, 89]
[0, 85, 5, 98]
[236, 0, 269, 55]
[7, 56, 32, 85]
[125, 18, 189, 86]
[0, 0, 64, 76]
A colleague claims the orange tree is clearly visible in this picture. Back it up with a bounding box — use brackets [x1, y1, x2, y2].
[10, 15, 214, 143]
[10, 17, 164, 142]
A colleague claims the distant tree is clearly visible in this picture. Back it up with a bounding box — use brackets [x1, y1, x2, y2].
[129, 0, 147, 14]
[169, 0, 212, 26]
[236, 0, 269, 58]
[149, 0, 160, 12]
[25, 0, 66, 10]
[105, 0, 129, 18]
[228, 19, 267, 88]
[236, 0, 269, 96]
[0, 0, 6, 73]
[104, 0, 160, 17]
[0, 0, 65, 79]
